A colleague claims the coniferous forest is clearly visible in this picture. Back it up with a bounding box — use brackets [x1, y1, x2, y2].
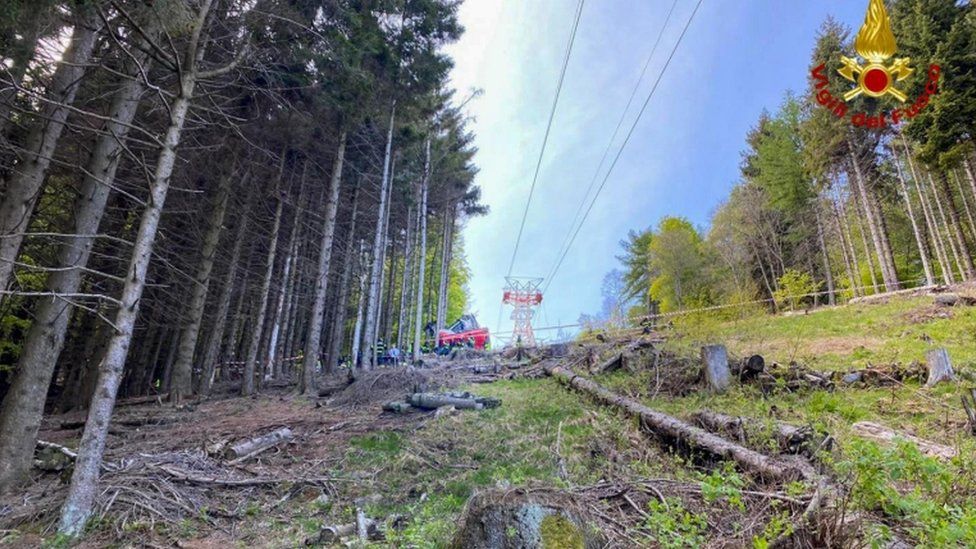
[606, 2, 976, 319]
[0, 0, 484, 535]
[4, 1, 976, 547]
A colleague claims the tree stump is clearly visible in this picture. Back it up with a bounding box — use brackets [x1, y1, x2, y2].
[701, 345, 731, 393]
[925, 348, 956, 387]
[451, 489, 602, 549]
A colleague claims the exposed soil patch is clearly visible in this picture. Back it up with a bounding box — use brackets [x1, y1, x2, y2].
[904, 304, 954, 324]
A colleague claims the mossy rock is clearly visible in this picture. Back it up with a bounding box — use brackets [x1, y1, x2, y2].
[451, 489, 601, 549]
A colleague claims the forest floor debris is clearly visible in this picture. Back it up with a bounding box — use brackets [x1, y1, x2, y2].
[7, 290, 976, 546]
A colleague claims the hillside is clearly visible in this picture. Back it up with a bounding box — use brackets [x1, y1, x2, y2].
[3, 286, 975, 547]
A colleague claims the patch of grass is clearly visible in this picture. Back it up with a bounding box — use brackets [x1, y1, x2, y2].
[349, 431, 403, 458]
[349, 378, 680, 547]
[667, 295, 976, 372]
[644, 497, 708, 549]
[836, 438, 976, 546]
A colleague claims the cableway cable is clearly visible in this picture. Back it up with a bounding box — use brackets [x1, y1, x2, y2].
[542, 0, 703, 295]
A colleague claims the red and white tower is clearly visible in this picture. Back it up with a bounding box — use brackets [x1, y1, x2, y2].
[502, 277, 543, 347]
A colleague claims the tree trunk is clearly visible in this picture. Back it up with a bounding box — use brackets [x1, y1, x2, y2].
[412, 138, 431, 362]
[243, 183, 283, 396]
[362, 104, 396, 369]
[283, 234, 307, 372]
[814, 200, 835, 305]
[830, 189, 859, 298]
[170, 171, 232, 403]
[925, 348, 956, 387]
[373, 162, 396, 355]
[0, 11, 102, 294]
[300, 133, 346, 395]
[701, 344, 731, 393]
[833, 188, 863, 296]
[351, 240, 367, 367]
[57, 9, 210, 527]
[902, 136, 953, 284]
[927, 171, 966, 281]
[892, 150, 935, 286]
[200, 198, 250, 394]
[223, 277, 249, 382]
[938, 171, 975, 279]
[851, 188, 880, 293]
[396, 205, 415, 348]
[271, 232, 298, 378]
[268, 189, 303, 381]
[436, 204, 455, 328]
[326, 186, 360, 373]
[848, 149, 898, 291]
[0, 41, 147, 493]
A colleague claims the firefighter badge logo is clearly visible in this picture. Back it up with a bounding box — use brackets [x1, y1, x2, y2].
[838, 0, 912, 102]
[811, 0, 942, 128]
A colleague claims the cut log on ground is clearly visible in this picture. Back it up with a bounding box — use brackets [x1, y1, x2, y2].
[925, 348, 956, 387]
[851, 421, 957, 460]
[837, 363, 926, 386]
[408, 393, 483, 410]
[544, 364, 803, 481]
[225, 427, 293, 461]
[590, 353, 624, 375]
[934, 293, 976, 307]
[732, 355, 765, 381]
[692, 411, 831, 457]
[701, 345, 731, 393]
[444, 391, 502, 409]
[114, 393, 167, 407]
[156, 464, 335, 487]
[382, 401, 412, 414]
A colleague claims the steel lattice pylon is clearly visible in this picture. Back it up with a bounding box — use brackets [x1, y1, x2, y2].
[502, 277, 543, 348]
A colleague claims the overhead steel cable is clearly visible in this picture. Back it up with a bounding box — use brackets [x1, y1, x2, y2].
[505, 0, 585, 278]
[544, 0, 680, 287]
[542, 0, 704, 295]
[497, 0, 585, 333]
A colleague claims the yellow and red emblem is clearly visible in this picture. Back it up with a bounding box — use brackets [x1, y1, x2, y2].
[838, 0, 913, 102]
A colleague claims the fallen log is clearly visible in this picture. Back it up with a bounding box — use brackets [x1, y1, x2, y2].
[544, 364, 802, 481]
[382, 401, 412, 414]
[225, 427, 293, 461]
[312, 518, 380, 544]
[114, 393, 167, 407]
[692, 411, 831, 457]
[444, 391, 502, 409]
[590, 353, 624, 375]
[851, 421, 957, 460]
[156, 464, 335, 487]
[837, 363, 926, 386]
[408, 393, 483, 410]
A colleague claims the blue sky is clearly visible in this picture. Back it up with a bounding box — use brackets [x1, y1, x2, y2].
[445, 1, 871, 340]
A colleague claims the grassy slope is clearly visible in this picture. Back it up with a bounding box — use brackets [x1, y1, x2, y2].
[602, 292, 976, 546]
[666, 294, 976, 372]
[340, 294, 976, 547]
